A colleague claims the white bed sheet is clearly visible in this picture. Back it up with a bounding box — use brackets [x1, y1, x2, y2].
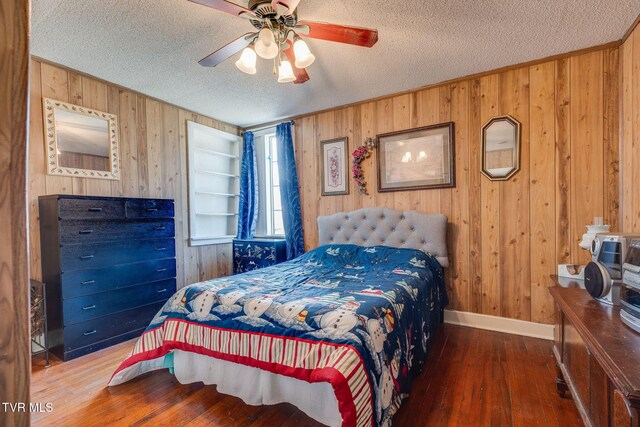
[172, 350, 342, 427]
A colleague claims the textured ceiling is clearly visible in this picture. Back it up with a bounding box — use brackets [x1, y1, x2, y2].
[32, 0, 639, 127]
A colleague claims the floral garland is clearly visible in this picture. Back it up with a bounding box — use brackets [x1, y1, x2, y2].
[352, 138, 375, 194]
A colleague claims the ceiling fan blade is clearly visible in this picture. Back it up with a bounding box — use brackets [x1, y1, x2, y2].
[296, 21, 378, 47]
[189, 0, 257, 19]
[283, 40, 310, 84]
[271, 0, 300, 15]
[199, 33, 256, 67]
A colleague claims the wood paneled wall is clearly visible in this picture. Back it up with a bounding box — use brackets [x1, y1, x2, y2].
[294, 47, 620, 325]
[28, 58, 239, 289]
[1, 0, 31, 424]
[622, 23, 640, 233]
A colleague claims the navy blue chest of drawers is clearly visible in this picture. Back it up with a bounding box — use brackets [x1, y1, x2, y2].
[39, 195, 177, 361]
[233, 238, 287, 274]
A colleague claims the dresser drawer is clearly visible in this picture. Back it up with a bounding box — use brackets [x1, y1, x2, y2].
[60, 219, 175, 244]
[63, 302, 163, 351]
[61, 258, 176, 298]
[63, 279, 173, 325]
[63, 328, 147, 361]
[59, 198, 125, 220]
[61, 238, 176, 271]
[125, 199, 174, 219]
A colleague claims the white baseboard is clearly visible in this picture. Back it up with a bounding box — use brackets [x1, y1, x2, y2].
[443, 310, 554, 340]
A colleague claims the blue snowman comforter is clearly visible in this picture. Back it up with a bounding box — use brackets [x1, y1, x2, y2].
[109, 244, 447, 427]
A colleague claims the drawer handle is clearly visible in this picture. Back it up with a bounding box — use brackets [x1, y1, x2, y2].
[156, 289, 167, 293]
[155, 268, 167, 273]
[79, 230, 94, 235]
[80, 255, 94, 260]
[83, 330, 97, 336]
[82, 305, 96, 311]
[155, 247, 167, 251]
[154, 226, 166, 231]
[146, 208, 158, 212]
[88, 208, 103, 212]
[81, 280, 95, 285]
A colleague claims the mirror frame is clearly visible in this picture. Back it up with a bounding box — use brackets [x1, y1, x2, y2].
[481, 115, 521, 181]
[43, 97, 120, 180]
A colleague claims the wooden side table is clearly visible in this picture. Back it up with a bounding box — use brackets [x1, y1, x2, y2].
[30, 279, 50, 366]
[232, 238, 287, 274]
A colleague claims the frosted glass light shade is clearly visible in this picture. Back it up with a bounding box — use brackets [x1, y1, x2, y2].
[278, 60, 296, 83]
[235, 47, 257, 74]
[293, 38, 315, 69]
[255, 28, 278, 59]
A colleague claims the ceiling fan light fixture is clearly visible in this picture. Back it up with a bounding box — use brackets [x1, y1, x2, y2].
[235, 46, 257, 74]
[192, 0, 379, 84]
[277, 59, 296, 83]
[254, 28, 279, 59]
[293, 36, 315, 69]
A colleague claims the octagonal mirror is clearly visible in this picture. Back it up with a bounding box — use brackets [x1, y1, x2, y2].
[481, 115, 521, 180]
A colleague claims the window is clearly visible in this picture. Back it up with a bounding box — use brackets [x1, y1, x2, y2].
[256, 131, 284, 237]
[264, 133, 284, 236]
[186, 121, 241, 246]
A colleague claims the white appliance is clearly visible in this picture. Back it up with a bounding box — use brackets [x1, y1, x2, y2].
[584, 233, 640, 305]
[620, 240, 640, 333]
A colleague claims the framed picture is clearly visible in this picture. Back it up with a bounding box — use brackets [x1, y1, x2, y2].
[376, 122, 455, 192]
[321, 137, 349, 196]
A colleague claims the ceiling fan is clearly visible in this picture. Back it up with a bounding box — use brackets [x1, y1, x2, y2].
[190, 0, 379, 84]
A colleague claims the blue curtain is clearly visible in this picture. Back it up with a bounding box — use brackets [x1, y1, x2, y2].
[276, 122, 305, 259]
[237, 131, 258, 239]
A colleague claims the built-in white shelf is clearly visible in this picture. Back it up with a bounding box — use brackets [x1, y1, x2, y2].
[191, 234, 237, 241]
[196, 212, 238, 217]
[195, 191, 239, 197]
[195, 147, 240, 159]
[195, 169, 239, 178]
[187, 120, 241, 247]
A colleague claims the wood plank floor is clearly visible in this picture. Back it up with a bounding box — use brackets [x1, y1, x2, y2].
[31, 324, 583, 426]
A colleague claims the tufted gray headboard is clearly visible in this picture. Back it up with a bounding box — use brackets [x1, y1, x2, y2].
[317, 207, 449, 267]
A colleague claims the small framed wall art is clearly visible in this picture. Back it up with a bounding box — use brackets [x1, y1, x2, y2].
[376, 122, 455, 192]
[320, 137, 349, 196]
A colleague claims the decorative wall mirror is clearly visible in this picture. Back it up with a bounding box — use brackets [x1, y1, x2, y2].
[481, 115, 521, 180]
[43, 97, 120, 180]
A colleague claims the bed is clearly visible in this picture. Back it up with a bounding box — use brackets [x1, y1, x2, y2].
[109, 207, 449, 427]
